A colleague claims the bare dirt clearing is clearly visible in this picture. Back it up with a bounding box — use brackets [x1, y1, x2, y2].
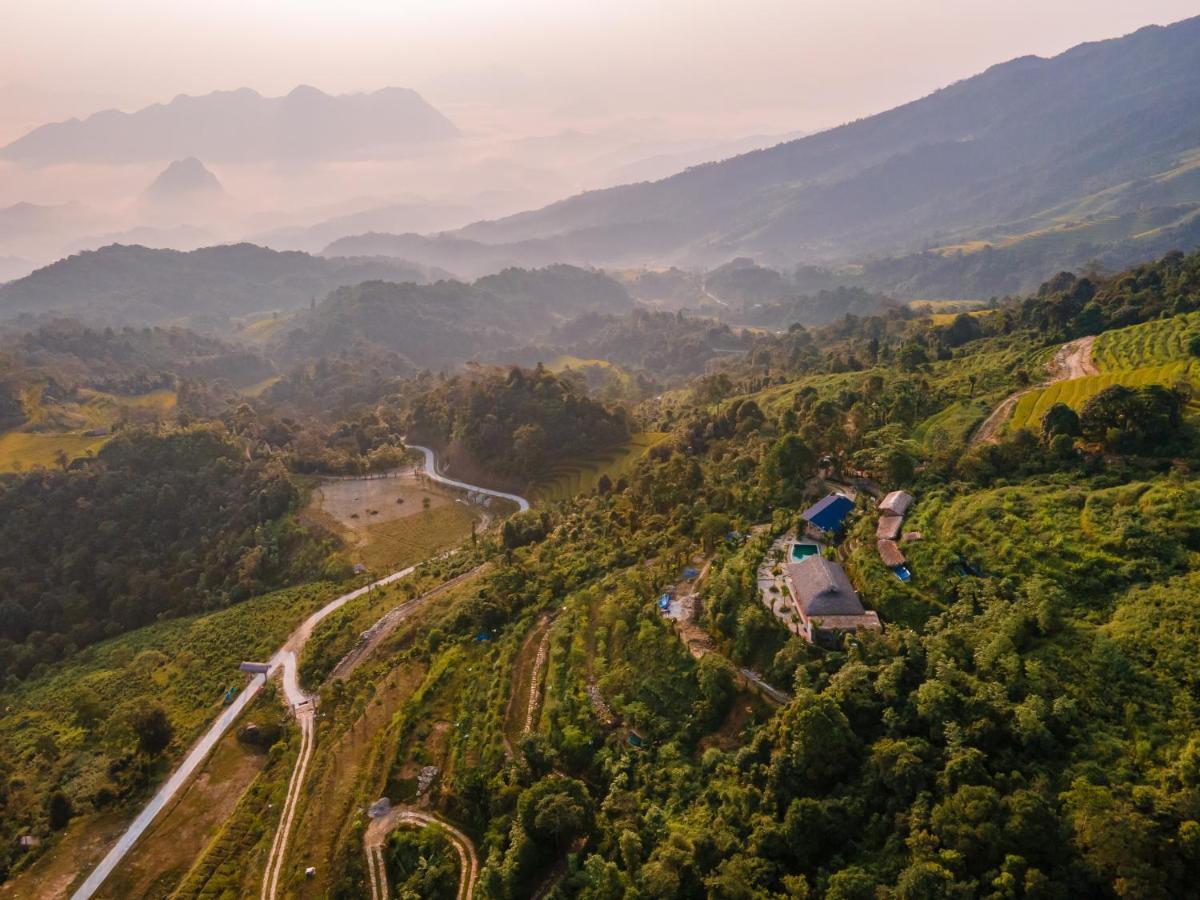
[313, 470, 453, 529]
[307, 469, 481, 571]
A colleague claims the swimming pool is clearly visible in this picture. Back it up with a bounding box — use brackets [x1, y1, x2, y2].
[790, 542, 819, 561]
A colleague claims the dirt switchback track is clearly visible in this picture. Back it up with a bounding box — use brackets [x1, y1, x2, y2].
[364, 808, 479, 900]
[970, 336, 1096, 445]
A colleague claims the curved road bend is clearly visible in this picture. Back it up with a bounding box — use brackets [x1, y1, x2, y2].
[73, 447, 528, 900]
[365, 808, 479, 900]
[407, 444, 531, 512]
[971, 336, 1097, 445]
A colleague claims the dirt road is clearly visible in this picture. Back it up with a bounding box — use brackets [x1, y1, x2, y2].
[364, 807, 479, 900]
[330, 563, 488, 679]
[73, 447, 527, 900]
[970, 336, 1096, 445]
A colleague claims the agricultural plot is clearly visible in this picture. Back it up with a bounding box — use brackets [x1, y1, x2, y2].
[1008, 360, 1198, 432]
[1091, 311, 1200, 372]
[0, 385, 176, 472]
[308, 472, 481, 572]
[532, 432, 668, 504]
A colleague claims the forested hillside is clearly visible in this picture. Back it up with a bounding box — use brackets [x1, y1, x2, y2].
[273, 265, 632, 368]
[0, 243, 442, 327]
[405, 365, 631, 480]
[0, 427, 335, 681]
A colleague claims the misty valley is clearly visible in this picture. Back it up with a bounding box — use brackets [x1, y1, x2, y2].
[3, 7, 1200, 900]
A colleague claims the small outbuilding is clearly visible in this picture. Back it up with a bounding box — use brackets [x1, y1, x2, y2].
[877, 539, 906, 568]
[876, 515, 903, 540]
[878, 491, 914, 517]
[801, 493, 855, 533]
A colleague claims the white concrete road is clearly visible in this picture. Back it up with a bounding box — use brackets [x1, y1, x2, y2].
[407, 443, 531, 512]
[72, 447, 528, 900]
[70, 565, 417, 900]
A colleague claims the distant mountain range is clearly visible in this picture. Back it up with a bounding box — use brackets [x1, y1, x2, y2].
[276, 264, 634, 368]
[0, 85, 458, 164]
[325, 16, 1200, 297]
[0, 243, 449, 327]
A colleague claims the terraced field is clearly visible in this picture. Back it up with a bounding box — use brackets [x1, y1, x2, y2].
[1091, 311, 1200, 372]
[1009, 361, 1198, 432]
[1007, 312, 1200, 432]
[532, 432, 668, 504]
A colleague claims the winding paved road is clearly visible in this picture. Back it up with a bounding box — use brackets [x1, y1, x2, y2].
[72, 447, 528, 900]
[408, 444, 531, 512]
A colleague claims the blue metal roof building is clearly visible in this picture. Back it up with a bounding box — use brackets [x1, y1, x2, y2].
[801, 493, 855, 532]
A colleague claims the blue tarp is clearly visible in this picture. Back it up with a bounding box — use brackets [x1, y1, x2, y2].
[659, 594, 671, 610]
[682, 567, 699, 579]
[801, 493, 855, 532]
[892, 565, 912, 582]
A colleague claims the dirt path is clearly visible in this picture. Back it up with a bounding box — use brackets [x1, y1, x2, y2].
[260, 702, 315, 900]
[72, 447, 527, 900]
[970, 336, 1096, 445]
[330, 563, 488, 679]
[502, 615, 555, 755]
[364, 808, 479, 900]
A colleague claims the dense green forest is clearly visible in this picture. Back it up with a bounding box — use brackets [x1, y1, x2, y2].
[0, 427, 336, 682]
[405, 364, 631, 480]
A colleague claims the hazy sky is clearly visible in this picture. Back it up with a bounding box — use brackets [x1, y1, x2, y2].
[4, 0, 1199, 140]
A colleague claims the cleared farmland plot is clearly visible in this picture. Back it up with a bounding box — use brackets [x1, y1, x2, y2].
[1006, 312, 1200, 433]
[1092, 311, 1200, 371]
[1009, 360, 1198, 432]
[0, 386, 177, 472]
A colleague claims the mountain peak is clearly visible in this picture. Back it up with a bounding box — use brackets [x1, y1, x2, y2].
[143, 157, 224, 200]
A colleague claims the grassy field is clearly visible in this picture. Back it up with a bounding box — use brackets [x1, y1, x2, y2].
[532, 432, 669, 504]
[911, 399, 991, 450]
[306, 473, 482, 573]
[906, 299, 990, 323]
[238, 374, 283, 397]
[358, 503, 480, 572]
[237, 311, 298, 343]
[1091, 311, 1200, 372]
[0, 385, 176, 472]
